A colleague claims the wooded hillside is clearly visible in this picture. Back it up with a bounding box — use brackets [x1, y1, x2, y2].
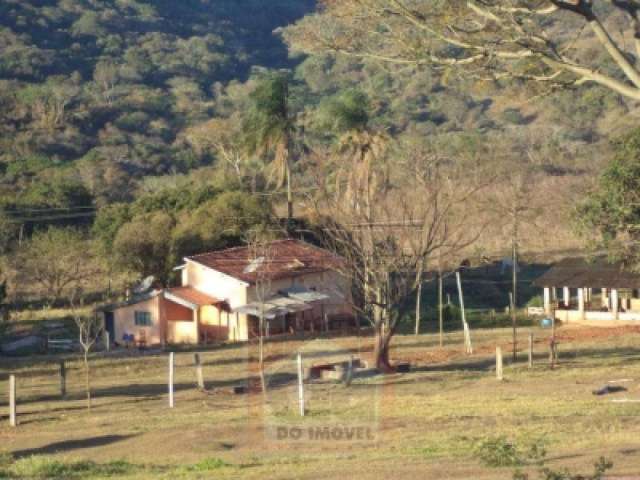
[0, 0, 636, 301]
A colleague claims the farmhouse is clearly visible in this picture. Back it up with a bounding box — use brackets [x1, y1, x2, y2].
[534, 257, 640, 323]
[100, 239, 354, 346]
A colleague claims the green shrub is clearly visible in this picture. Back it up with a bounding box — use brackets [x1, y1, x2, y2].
[501, 108, 526, 125]
[0, 453, 13, 478]
[189, 457, 230, 471]
[513, 456, 612, 480]
[474, 436, 546, 468]
[526, 295, 543, 308]
[11, 457, 70, 479]
[9, 457, 135, 479]
[475, 436, 522, 467]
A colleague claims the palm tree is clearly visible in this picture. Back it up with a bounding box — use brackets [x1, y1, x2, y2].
[317, 88, 389, 214]
[317, 88, 390, 337]
[243, 71, 296, 223]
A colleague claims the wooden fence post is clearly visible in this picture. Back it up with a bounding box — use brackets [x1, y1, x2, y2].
[59, 361, 66, 397]
[297, 352, 305, 416]
[9, 374, 16, 427]
[528, 333, 534, 369]
[168, 352, 175, 408]
[496, 347, 503, 381]
[194, 353, 204, 390]
[344, 355, 354, 387]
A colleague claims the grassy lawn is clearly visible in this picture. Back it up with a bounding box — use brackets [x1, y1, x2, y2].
[1, 325, 640, 479]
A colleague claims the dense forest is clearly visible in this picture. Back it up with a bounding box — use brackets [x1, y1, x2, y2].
[0, 0, 313, 209]
[0, 0, 635, 303]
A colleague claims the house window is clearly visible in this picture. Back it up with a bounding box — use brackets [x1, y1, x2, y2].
[134, 311, 152, 326]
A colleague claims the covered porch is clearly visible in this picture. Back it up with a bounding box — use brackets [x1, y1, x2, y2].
[535, 257, 640, 323]
[162, 286, 230, 344]
[234, 286, 354, 339]
[542, 286, 640, 322]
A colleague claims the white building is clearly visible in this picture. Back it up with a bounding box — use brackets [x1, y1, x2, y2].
[534, 257, 640, 323]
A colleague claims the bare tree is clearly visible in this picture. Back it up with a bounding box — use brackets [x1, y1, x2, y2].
[70, 289, 103, 410]
[284, 1, 640, 101]
[481, 142, 546, 360]
[245, 229, 276, 394]
[307, 140, 489, 372]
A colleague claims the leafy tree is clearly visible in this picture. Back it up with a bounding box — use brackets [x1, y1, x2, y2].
[171, 191, 274, 259]
[13, 228, 103, 306]
[92, 203, 132, 256]
[576, 127, 640, 266]
[112, 211, 176, 283]
[315, 88, 370, 134]
[20, 173, 93, 209]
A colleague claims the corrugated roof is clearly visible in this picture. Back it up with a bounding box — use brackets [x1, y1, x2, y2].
[533, 257, 640, 289]
[165, 286, 220, 308]
[186, 239, 342, 284]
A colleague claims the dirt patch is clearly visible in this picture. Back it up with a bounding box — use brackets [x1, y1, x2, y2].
[555, 325, 640, 342]
[397, 325, 640, 366]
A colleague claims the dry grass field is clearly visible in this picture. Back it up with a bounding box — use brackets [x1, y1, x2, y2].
[2, 325, 640, 479]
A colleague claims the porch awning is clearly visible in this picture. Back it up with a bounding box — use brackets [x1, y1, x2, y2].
[164, 287, 221, 310]
[233, 295, 311, 319]
[279, 285, 330, 303]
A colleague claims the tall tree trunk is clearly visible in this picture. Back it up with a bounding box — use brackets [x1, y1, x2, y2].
[259, 316, 267, 394]
[415, 266, 422, 335]
[438, 268, 444, 347]
[512, 207, 518, 362]
[84, 350, 91, 410]
[415, 280, 422, 336]
[286, 161, 293, 226]
[373, 321, 395, 373]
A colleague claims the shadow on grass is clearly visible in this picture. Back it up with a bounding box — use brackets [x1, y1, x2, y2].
[9, 434, 138, 459]
[412, 357, 498, 373]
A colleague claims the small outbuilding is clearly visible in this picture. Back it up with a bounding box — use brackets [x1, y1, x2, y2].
[534, 257, 640, 323]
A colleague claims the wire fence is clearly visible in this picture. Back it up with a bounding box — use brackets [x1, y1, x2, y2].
[0, 352, 249, 416]
[0, 336, 379, 428]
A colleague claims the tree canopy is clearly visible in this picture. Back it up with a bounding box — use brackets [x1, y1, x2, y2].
[284, 1, 640, 100]
[576, 127, 640, 266]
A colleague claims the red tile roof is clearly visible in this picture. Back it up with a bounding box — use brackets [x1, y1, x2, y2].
[165, 286, 221, 307]
[186, 239, 342, 284]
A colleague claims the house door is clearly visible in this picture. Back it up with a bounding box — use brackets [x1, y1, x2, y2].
[104, 312, 115, 342]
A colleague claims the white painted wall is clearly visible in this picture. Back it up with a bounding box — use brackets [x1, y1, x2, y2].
[183, 260, 248, 309]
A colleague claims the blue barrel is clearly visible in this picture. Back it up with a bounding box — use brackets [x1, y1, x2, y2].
[540, 317, 553, 329]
